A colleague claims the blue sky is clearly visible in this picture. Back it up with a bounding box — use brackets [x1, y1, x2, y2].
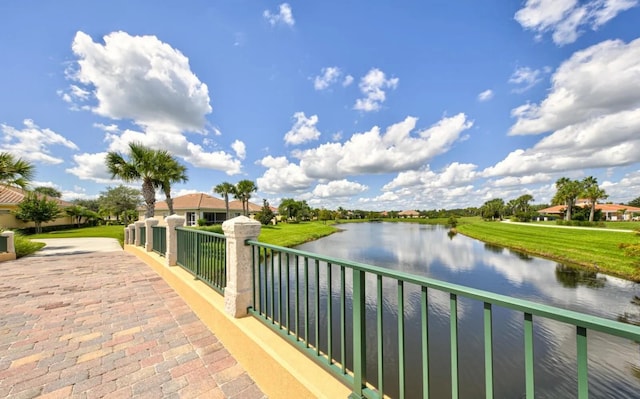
[2, 1, 640, 210]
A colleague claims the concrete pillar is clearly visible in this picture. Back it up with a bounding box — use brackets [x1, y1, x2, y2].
[124, 227, 129, 245]
[127, 224, 135, 245]
[134, 221, 145, 246]
[222, 216, 261, 318]
[144, 218, 159, 252]
[165, 215, 185, 266]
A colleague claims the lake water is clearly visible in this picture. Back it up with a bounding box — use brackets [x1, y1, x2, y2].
[295, 222, 640, 398]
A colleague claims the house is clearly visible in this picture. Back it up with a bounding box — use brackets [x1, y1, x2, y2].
[138, 193, 270, 226]
[0, 185, 73, 230]
[398, 210, 420, 218]
[538, 201, 640, 221]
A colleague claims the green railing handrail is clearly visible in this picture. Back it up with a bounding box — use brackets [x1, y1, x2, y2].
[175, 227, 226, 294]
[245, 239, 640, 399]
[139, 226, 146, 247]
[151, 225, 166, 256]
[0, 236, 7, 253]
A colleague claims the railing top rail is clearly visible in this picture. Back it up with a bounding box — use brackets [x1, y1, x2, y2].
[152, 225, 166, 229]
[246, 239, 640, 341]
[176, 226, 225, 239]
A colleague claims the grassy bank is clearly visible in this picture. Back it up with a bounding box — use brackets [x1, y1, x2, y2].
[258, 222, 338, 247]
[29, 225, 126, 246]
[457, 222, 640, 281]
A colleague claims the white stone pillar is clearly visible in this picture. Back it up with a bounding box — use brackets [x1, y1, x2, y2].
[134, 221, 145, 246]
[222, 216, 261, 318]
[144, 218, 159, 252]
[1, 231, 15, 253]
[127, 224, 136, 245]
[165, 215, 185, 266]
[124, 227, 129, 245]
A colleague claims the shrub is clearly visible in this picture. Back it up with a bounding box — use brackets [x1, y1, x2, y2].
[197, 218, 207, 226]
[13, 232, 45, 258]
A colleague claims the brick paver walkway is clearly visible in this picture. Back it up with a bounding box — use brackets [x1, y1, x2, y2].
[0, 251, 265, 399]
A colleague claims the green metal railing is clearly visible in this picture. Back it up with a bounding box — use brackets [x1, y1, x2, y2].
[139, 226, 146, 247]
[151, 225, 166, 256]
[176, 227, 226, 294]
[246, 240, 640, 399]
[0, 236, 7, 252]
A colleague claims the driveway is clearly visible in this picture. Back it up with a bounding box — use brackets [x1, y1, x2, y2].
[30, 238, 123, 257]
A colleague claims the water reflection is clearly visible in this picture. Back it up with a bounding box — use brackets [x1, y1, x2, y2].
[295, 222, 640, 398]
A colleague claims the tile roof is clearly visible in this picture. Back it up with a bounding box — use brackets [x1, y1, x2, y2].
[538, 203, 640, 214]
[152, 193, 260, 212]
[0, 185, 73, 207]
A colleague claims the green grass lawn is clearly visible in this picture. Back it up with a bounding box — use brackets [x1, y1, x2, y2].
[457, 222, 640, 281]
[258, 222, 338, 247]
[29, 225, 126, 246]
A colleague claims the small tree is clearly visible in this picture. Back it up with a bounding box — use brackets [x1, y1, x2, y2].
[256, 199, 275, 225]
[34, 186, 62, 198]
[14, 193, 62, 233]
[65, 205, 87, 227]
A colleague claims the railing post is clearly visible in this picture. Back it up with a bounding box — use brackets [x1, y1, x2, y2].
[0, 231, 16, 261]
[350, 268, 366, 399]
[124, 227, 129, 245]
[144, 219, 158, 252]
[134, 221, 145, 246]
[222, 216, 261, 318]
[165, 215, 185, 266]
[127, 224, 135, 245]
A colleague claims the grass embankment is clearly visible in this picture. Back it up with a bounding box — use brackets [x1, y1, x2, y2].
[29, 225, 126, 247]
[457, 222, 640, 281]
[258, 222, 338, 247]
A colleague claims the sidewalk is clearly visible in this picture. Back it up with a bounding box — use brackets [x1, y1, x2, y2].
[0, 250, 265, 398]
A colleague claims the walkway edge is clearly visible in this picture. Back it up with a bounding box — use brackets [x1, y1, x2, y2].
[125, 245, 351, 399]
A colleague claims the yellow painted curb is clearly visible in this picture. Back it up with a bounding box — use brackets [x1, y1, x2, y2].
[125, 245, 351, 399]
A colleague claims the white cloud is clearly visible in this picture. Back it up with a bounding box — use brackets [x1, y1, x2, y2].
[383, 162, 478, 191]
[65, 31, 243, 177]
[477, 89, 494, 102]
[263, 3, 295, 27]
[256, 156, 314, 194]
[353, 68, 399, 112]
[488, 173, 552, 188]
[312, 180, 368, 198]
[515, 0, 638, 45]
[297, 114, 472, 179]
[0, 119, 78, 164]
[283, 112, 321, 145]
[314, 67, 341, 90]
[509, 66, 549, 93]
[343, 75, 354, 87]
[65, 152, 113, 183]
[231, 140, 246, 160]
[510, 38, 640, 136]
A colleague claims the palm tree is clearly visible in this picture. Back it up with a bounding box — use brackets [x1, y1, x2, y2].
[235, 180, 257, 216]
[156, 151, 188, 215]
[582, 176, 608, 222]
[106, 142, 168, 219]
[552, 178, 583, 221]
[213, 182, 235, 220]
[0, 152, 34, 189]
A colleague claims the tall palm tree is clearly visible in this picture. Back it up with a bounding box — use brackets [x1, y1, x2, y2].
[235, 180, 257, 216]
[582, 176, 608, 222]
[552, 177, 583, 221]
[0, 152, 34, 189]
[213, 182, 235, 220]
[106, 142, 165, 219]
[156, 151, 188, 215]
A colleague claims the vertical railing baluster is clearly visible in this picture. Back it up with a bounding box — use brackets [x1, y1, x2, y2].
[377, 275, 384, 398]
[251, 245, 256, 311]
[270, 250, 275, 323]
[398, 280, 405, 399]
[450, 293, 459, 399]
[196, 233, 201, 279]
[286, 253, 290, 334]
[327, 263, 333, 365]
[340, 265, 346, 375]
[295, 255, 300, 340]
[484, 302, 494, 399]
[524, 312, 534, 399]
[278, 251, 282, 328]
[304, 257, 310, 347]
[315, 259, 320, 356]
[577, 326, 588, 399]
[421, 286, 430, 399]
[259, 248, 264, 315]
[352, 268, 366, 397]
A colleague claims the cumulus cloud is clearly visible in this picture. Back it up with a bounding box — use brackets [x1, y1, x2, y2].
[510, 38, 640, 135]
[65, 152, 113, 184]
[283, 112, 321, 145]
[354, 68, 399, 112]
[477, 89, 494, 102]
[311, 180, 368, 198]
[231, 140, 246, 160]
[0, 119, 78, 164]
[256, 156, 314, 194]
[383, 162, 478, 191]
[264, 3, 295, 27]
[509, 66, 549, 93]
[64, 31, 244, 180]
[314, 67, 341, 90]
[515, 0, 638, 45]
[296, 114, 472, 179]
[343, 75, 354, 87]
[487, 173, 552, 188]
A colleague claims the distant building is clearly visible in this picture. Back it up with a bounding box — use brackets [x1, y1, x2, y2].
[0, 185, 73, 230]
[538, 201, 640, 221]
[398, 210, 420, 218]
